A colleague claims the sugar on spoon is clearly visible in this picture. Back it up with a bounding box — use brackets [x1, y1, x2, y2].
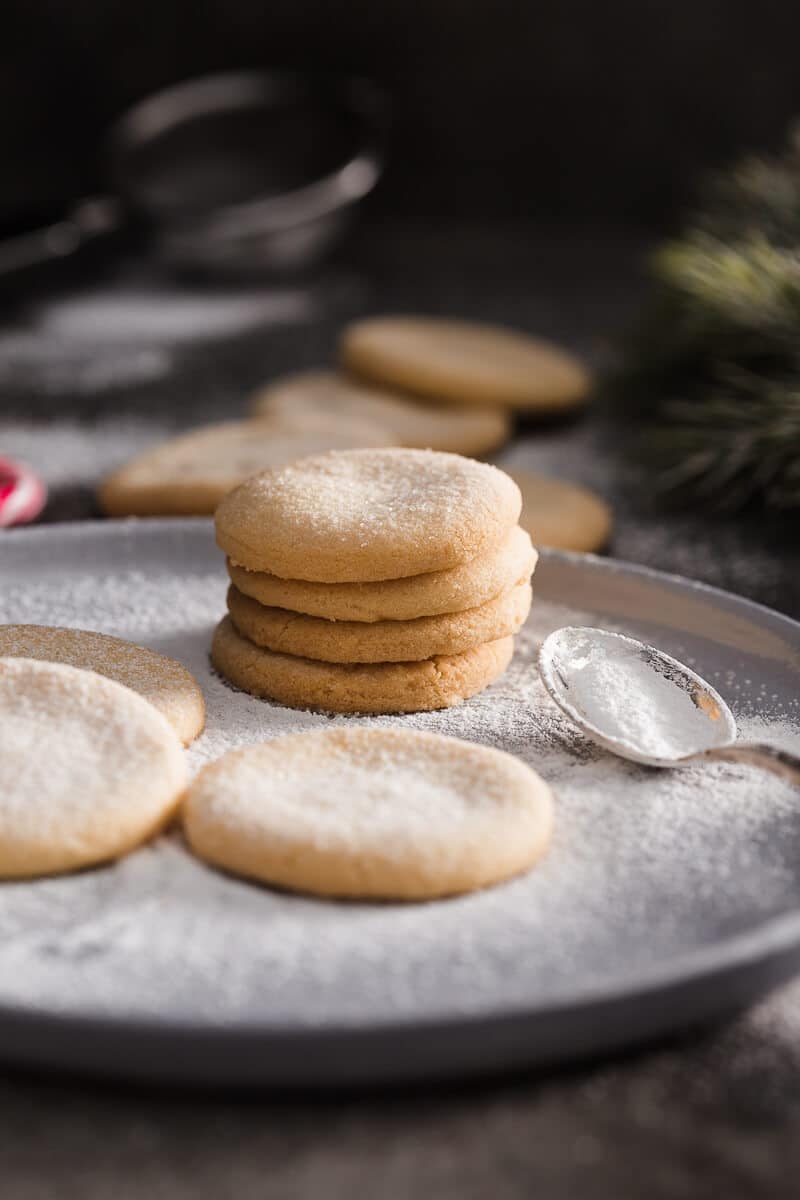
[539, 626, 800, 784]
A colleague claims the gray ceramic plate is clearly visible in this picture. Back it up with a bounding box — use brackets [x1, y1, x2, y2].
[1, 519, 799, 1088]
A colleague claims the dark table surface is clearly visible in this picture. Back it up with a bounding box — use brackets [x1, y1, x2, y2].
[2, 223, 800, 1196]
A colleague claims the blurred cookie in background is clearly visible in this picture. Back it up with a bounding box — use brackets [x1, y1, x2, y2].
[340, 316, 591, 413]
[251, 368, 511, 457]
[508, 470, 612, 553]
[98, 416, 391, 517]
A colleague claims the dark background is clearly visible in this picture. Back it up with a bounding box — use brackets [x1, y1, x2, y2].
[3, 0, 800, 231]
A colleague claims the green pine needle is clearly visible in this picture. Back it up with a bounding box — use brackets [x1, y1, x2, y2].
[695, 123, 800, 246]
[642, 368, 800, 510]
[612, 124, 800, 511]
[653, 235, 800, 348]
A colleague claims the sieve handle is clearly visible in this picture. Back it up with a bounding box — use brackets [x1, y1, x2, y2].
[0, 196, 121, 279]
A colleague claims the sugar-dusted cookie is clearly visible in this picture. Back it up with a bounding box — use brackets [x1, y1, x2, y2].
[0, 624, 205, 746]
[227, 525, 537, 623]
[98, 417, 391, 517]
[227, 579, 531, 663]
[509, 471, 612, 553]
[341, 317, 591, 412]
[212, 616, 513, 713]
[251, 369, 512, 457]
[215, 448, 522, 582]
[184, 727, 553, 899]
[0, 657, 187, 878]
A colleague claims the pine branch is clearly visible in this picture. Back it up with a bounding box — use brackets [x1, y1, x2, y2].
[694, 123, 800, 246]
[640, 367, 800, 510]
[611, 124, 800, 511]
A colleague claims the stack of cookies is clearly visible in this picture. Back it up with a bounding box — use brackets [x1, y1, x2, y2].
[212, 448, 536, 714]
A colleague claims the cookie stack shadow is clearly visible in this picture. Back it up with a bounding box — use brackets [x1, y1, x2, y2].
[211, 448, 537, 715]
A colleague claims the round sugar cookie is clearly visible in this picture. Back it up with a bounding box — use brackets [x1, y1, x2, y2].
[98, 417, 391, 517]
[212, 616, 513, 714]
[215, 448, 522, 582]
[227, 579, 531, 663]
[251, 369, 512, 456]
[184, 727, 553, 900]
[0, 625, 205, 746]
[341, 317, 591, 413]
[228, 525, 537, 623]
[509, 471, 612, 553]
[0, 657, 187, 879]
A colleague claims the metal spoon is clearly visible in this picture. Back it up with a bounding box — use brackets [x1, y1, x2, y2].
[539, 626, 800, 784]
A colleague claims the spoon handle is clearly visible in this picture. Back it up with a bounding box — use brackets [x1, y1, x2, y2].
[698, 742, 800, 786]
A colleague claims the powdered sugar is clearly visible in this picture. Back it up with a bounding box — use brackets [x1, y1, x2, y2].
[35, 285, 311, 344]
[1, 419, 164, 490]
[0, 279, 312, 396]
[0, 521, 798, 1039]
[0, 334, 172, 394]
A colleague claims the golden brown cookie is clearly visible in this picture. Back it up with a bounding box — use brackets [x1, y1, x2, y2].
[227, 525, 537, 623]
[211, 616, 513, 714]
[0, 657, 187, 879]
[98, 417, 391, 517]
[509, 471, 612, 552]
[341, 316, 591, 412]
[251, 369, 512, 456]
[215, 448, 522, 582]
[226, 578, 531, 663]
[184, 728, 554, 900]
[0, 624, 205, 746]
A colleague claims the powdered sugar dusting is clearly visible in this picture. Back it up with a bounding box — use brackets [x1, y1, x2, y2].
[1, 419, 163, 490]
[0, 522, 799, 1034]
[0, 283, 312, 397]
[35, 286, 311, 345]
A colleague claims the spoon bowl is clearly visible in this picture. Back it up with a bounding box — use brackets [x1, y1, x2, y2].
[539, 626, 800, 783]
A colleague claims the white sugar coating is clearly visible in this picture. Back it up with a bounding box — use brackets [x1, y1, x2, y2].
[0, 658, 187, 878]
[0, 625, 205, 746]
[0, 524, 799, 1028]
[215, 448, 523, 581]
[185, 729, 553, 899]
